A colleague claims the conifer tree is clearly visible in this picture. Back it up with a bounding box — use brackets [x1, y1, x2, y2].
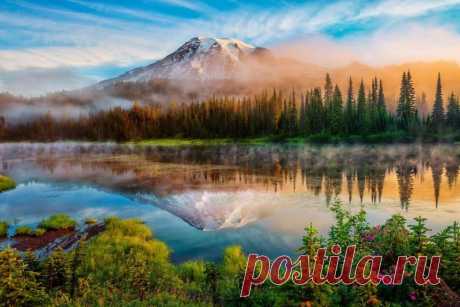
[307, 88, 324, 134]
[376, 80, 387, 130]
[345, 77, 355, 134]
[356, 80, 367, 133]
[397, 71, 417, 130]
[446, 93, 460, 129]
[432, 73, 445, 131]
[330, 85, 344, 135]
[324, 73, 333, 105]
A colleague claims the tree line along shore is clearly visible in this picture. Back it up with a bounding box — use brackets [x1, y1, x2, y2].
[1, 72, 460, 143]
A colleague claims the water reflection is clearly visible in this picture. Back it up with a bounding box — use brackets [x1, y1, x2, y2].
[1, 143, 460, 260]
[1, 143, 459, 209]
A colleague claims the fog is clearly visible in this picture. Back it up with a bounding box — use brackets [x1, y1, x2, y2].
[1, 143, 460, 233]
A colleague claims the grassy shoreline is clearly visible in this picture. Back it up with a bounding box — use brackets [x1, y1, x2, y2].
[130, 131, 460, 146]
[0, 175, 15, 192]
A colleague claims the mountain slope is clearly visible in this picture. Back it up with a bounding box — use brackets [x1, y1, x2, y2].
[100, 37, 270, 86]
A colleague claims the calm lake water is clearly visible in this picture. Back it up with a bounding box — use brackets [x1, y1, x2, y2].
[1, 142, 460, 262]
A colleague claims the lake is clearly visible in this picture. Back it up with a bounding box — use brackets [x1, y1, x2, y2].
[0, 142, 459, 262]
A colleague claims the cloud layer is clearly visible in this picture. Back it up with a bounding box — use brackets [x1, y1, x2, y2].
[1, 0, 460, 95]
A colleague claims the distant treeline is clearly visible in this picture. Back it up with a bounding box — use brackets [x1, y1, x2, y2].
[1, 72, 459, 142]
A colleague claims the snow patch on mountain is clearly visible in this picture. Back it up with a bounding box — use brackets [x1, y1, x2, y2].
[99, 37, 262, 86]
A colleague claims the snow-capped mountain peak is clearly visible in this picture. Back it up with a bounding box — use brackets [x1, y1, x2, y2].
[100, 37, 264, 85]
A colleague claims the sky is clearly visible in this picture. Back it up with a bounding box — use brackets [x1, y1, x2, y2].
[2, 0, 460, 95]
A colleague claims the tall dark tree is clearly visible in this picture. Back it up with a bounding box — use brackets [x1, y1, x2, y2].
[376, 79, 387, 130]
[356, 80, 367, 132]
[345, 78, 355, 134]
[330, 85, 344, 135]
[432, 73, 445, 131]
[397, 71, 417, 129]
[446, 93, 460, 129]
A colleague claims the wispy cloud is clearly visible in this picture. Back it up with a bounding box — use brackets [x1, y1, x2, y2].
[66, 0, 181, 24]
[358, 0, 460, 19]
[1, 0, 460, 96]
[154, 0, 214, 14]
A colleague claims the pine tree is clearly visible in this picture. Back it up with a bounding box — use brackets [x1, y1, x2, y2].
[308, 88, 324, 134]
[356, 80, 367, 133]
[330, 85, 344, 135]
[324, 74, 334, 132]
[432, 73, 445, 131]
[345, 77, 355, 134]
[397, 71, 417, 130]
[377, 80, 387, 130]
[324, 73, 333, 105]
[446, 93, 460, 129]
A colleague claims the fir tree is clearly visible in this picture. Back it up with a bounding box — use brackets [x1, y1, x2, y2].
[432, 73, 445, 131]
[397, 71, 417, 130]
[356, 80, 367, 133]
[446, 93, 459, 129]
[330, 85, 344, 135]
[345, 77, 355, 134]
[376, 80, 387, 130]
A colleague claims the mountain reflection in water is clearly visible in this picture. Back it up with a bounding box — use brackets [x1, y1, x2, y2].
[0, 143, 459, 232]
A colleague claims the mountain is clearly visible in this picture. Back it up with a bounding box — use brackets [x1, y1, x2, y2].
[99, 37, 271, 87]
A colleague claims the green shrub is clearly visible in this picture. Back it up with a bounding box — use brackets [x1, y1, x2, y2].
[34, 228, 47, 237]
[0, 175, 16, 192]
[15, 226, 34, 236]
[39, 214, 76, 231]
[0, 221, 8, 238]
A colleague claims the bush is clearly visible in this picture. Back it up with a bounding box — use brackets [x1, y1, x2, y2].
[0, 248, 47, 305]
[39, 214, 76, 231]
[15, 226, 34, 236]
[34, 228, 46, 237]
[0, 221, 8, 238]
[0, 175, 15, 192]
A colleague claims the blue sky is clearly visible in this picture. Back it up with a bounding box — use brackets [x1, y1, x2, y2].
[1, 0, 460, 95]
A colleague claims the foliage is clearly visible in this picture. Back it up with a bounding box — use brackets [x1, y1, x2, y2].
[0, 175, 15, 192]
[0, 221, 8, 238]
[1, 209, 460, 306]
[2, 73, 457, 143]
[15, 225, 34, 236]
[39, 214, 76, 231]
[0, 248, 47, 306]
[34, 228, 47, 237]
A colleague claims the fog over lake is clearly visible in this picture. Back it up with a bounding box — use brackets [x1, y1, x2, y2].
[1, 142, 459, 261]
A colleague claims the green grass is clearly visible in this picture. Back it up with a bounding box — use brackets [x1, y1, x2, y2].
[129, 132, 420, 147]
[15, 226, 33, 236]
[0, 222, 8, 238]
[0, 175, 16, 192]
[132, 138, 233, 146]
[131, 136, 299, 146]
[38, 214, 76, 231]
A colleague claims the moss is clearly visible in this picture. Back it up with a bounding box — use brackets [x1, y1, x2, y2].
[0, 175, 16, 193]
[15, 226, 34, 236]
[0, 222, 9, 238]
[39, 214, 76, 231]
